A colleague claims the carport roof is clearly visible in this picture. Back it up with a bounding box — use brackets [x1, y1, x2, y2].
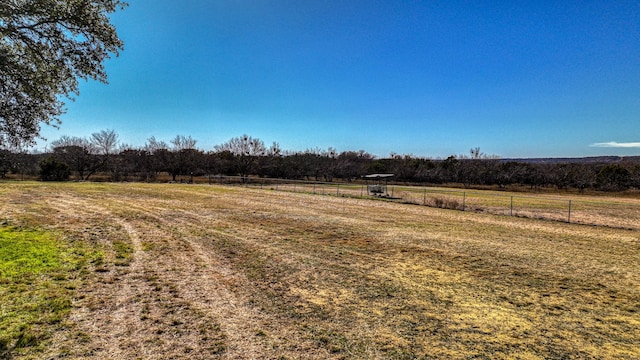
[363, 174, 394, 179]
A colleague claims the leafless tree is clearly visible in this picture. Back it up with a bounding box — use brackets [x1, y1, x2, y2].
[268, 142, 282, 157]
[91, 129, 119, 155]
[171, 135, 197, 151]
[50, 130, 119, 180]
[51, 135, 93, 179]
[166, 135, 200, 182]
[214, 135, 267, 178]
[214, 134, 265, 156]
[144, 136, 169, 153]
[470, 147, 483, 159]
[51, 135, 93, 152]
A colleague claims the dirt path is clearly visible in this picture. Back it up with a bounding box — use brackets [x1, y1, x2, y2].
[42, 192, 273, 359]
[42, 188, 331, 359]
[52, 194, 167, 358]
[124, 199, 333, 358]
[113, 201, 278, 359]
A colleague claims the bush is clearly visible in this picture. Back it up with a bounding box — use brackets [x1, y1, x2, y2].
[39, 156, 70, 181]
[429, 196, 461, 210]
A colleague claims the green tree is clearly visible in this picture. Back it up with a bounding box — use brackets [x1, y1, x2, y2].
[596, 164, 631, 192]
[39, 156, 70, 181]
[0, 0, 126, 146]
[0, 149, 12, 178]
[51, 135, 92, 179]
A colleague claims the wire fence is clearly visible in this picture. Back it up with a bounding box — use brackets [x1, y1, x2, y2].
[208, 175, 640, 230]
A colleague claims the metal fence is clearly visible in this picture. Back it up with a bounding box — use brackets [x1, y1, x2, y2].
[207, 175, 640, 230]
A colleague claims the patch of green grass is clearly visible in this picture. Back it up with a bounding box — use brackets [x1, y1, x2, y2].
[113, 240, 134, 266]
[0, 228, 61, 277]
[0, 226, 93, 357]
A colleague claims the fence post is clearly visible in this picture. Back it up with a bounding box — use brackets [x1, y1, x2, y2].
[568, 200, 572, 223]
[510, 196, 513, 216]
[391, 186, 394, 198]
[462, 192, 466, 211]
[423, 188, 427, 205]
[336, 184, 340, 196]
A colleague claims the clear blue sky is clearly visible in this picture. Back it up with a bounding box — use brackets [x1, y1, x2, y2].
[40, 0, 640, 158]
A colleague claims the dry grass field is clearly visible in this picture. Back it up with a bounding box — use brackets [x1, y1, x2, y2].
[1, 182, 639, 359]
[243, 179, 640, 229]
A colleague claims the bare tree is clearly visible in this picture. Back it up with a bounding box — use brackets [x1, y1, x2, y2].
[51, 135, 93, 180]
[144, 136, 169, 153]
[214, 134, 266, 156]
[169, 135, 200, 182]
[470, 147, 483, 160]
[91, 129, 119, 179]
[171, 135, 197, 151]
[214, 135, 266, 178]
[142, 136, 170, 179]
[50, 130, 118, 180]
[268, 142, 282, 157]
[51, 135, 93, 152]
[91, 129, 119, 155]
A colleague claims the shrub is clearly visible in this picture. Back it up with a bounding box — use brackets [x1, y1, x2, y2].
[39, 156, 70, 181]
[429, 196, 461, 210]
[596, 164, 631, 192]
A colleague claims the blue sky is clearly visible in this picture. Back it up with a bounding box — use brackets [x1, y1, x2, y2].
[40, 0, 640, 158]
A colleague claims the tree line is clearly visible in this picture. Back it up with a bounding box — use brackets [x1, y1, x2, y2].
[1, 131, 640, 192]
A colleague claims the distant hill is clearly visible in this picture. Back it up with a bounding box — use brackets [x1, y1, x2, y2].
[500, 156, 640, 164]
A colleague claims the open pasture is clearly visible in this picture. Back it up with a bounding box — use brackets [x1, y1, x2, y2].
[0, 182, 639, 359]
[224, 177, 640, 230]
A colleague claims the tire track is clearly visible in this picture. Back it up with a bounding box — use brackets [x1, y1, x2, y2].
[71, 194, 282, 359]
[117, 202, 319, 358]
[52, 194, 152, 358]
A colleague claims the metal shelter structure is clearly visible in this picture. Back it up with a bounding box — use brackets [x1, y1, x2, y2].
[363, 174, 394, 197]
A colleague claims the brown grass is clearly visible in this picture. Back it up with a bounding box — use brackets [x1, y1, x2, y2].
[1, 181, 638, 359]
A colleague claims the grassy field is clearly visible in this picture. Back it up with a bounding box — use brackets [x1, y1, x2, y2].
[236, 178, 640, 230]
[0, 182, 638, 359]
